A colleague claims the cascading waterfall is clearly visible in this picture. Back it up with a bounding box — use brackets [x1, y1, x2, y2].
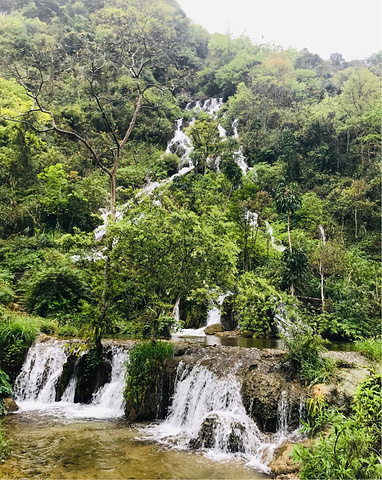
[232, 118, 250, 174]
[15, 340, 69, 403]
[14, 340, 128, 419]
[173, 293, 228, 337]
[144, 363, 300, 473]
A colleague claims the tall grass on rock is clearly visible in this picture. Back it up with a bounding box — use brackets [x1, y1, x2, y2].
[124, 341, 174, 420]
[0, 314, 38, 381]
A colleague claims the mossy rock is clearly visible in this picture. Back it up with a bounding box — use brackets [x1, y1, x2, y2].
[204, 324, 223, 335]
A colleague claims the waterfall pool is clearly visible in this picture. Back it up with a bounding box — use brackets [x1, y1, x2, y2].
[0, 411, 269, 479]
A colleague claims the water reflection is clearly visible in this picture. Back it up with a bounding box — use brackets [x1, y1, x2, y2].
[171, 334, 355, 351]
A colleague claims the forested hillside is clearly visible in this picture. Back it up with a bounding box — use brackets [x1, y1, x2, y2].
[0, 0, 380, 344]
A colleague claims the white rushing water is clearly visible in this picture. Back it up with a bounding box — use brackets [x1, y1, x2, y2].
[173, 293, 228, 337]
[14, 340, 128, 419]
[144, 363, 299, 474]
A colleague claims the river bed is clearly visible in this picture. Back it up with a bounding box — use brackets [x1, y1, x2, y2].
[0, 409, 268, 480]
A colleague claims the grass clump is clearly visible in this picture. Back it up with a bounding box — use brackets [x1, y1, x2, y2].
[124, 341, 174, 408]
[0, 314, 39, 381]
[354, 337, 381, 362]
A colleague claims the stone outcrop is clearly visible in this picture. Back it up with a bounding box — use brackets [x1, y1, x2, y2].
[3, 398, 19, 413]
[189, 413, 245, 453]
[269, 443, 301, 477]
[204, 324, 223, 335]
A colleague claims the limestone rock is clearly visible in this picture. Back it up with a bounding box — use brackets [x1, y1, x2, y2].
[269, 443, 300, 476]
[3, 398, 19, 413]
[189, 413, 245, 453]
[204, 324, 223, 335]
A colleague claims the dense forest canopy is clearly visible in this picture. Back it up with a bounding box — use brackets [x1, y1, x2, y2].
[0, 0, 380, 343]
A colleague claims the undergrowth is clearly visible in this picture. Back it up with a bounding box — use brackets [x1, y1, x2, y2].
[294, 372, 382, 479]
[124, 341, 174, 408]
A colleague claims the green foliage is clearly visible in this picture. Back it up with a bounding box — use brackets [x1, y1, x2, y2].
[0, 369, 12, 416]
[23, 254, 91, 318]
[281, 248, 307, 292]
[124, 341, 174, 406]
[234, 272, 288, 337]
[0, 423, 10, 461]
[0, 314, 38, 381]
[281, 319, 335, 385]
[354, 337, 382, 362]
[294, 373, 382, 480]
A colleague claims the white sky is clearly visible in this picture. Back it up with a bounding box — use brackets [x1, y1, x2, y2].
[177, 0, 382, 61]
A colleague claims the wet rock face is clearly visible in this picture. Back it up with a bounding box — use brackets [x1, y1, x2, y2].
[189, 414, 245, 453]
[240, 353, 306, 433]
[220, 297, 238, 331]
[74, 350, 112, 404]
[55, 354, 77, 401]
[124, 357, 178, 422]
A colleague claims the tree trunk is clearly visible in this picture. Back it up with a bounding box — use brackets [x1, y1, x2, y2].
[110, 171, 117, 216]
[319, 260, 325, 313]
[288, 212, 292, 253]
[287, 213, 294, 296]
[354, 206, 358, 238]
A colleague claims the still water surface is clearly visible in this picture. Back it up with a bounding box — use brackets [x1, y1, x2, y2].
[1, 410, 269, 479]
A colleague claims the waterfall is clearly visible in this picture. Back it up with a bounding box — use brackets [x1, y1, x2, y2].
[144, 364, 298, 473]
[15, 340, 69, 403]
[265, 221, 286, 252]
[319, 225, 326, 244]
[206, 293, 229, 327]
[92, 348, 127, 411]
[165, 118, 193, 162]
[14, 340, 128, 419]
[173, 293, 228, 337]
[232, 118, 249, 174]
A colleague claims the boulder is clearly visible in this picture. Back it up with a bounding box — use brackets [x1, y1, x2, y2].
[189, 413, 245, 453]
[3, 398, 19, 413]
[269, 443, 300, 476]
[204, 324, 223, 335]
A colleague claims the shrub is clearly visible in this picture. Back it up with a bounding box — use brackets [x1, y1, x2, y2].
[281, 318, 335, 385]
[0, 369, 12, 415]
[235, 273, 291, 337]
[354, 337, 382, 362]
[0, 315, 39, 381]
[124, 341, 174, 408]
[23, 258, 90, 318]
[294, 373, 382, 480]
[0, 270, 15, 307]
[57, 324, 79, 338]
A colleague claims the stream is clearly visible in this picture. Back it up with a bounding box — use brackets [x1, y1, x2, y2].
[0, 413, 267, 479]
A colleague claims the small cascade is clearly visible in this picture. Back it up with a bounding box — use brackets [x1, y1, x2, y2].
[218, 124, 227, 138]
[319, 224, 326, 244]
[15, 340, 69, 403]
[165, 118, 193, 163]
[92, 348, 127, 411]
[14, 340, 128, 419]
[206, 293, 229, 327]
[265, 221, 286, 252]
[173, 293, 228, 337]
[144, 364, 299, 473]
[232, 118, 249, 174]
